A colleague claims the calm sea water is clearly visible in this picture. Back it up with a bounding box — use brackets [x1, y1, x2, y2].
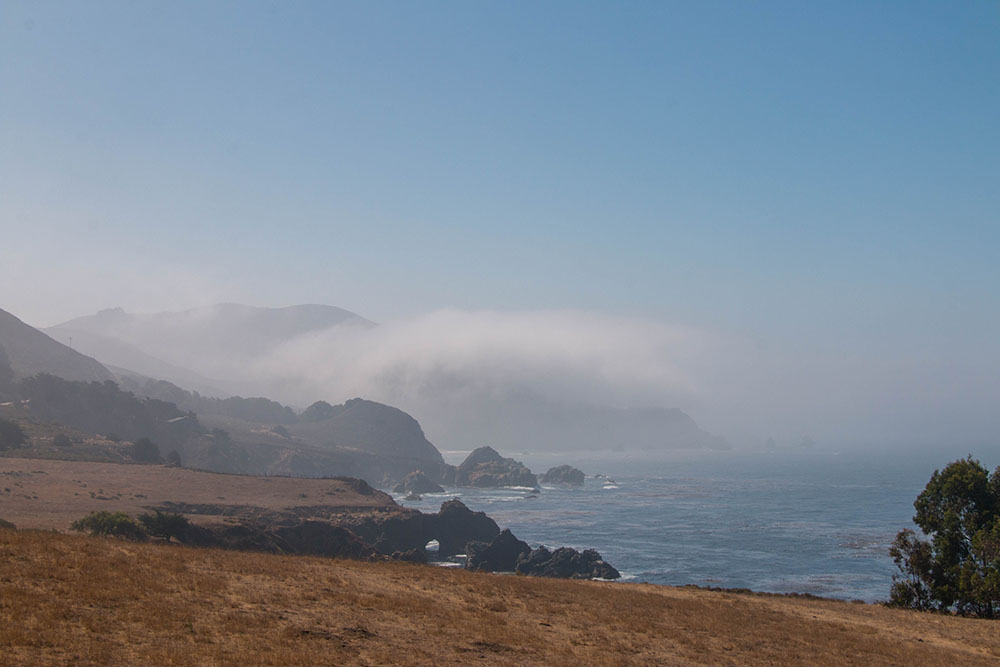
[394, 446, 999, 602]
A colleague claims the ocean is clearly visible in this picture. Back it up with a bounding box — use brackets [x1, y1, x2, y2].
[395, 446, 1000, 602]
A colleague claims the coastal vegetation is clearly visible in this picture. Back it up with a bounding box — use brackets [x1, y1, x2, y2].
[889, 457, 1000, 617]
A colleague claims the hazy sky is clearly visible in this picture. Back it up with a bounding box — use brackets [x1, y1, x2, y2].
[2, 2, 998, 447]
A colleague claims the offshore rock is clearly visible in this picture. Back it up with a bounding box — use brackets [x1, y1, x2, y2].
[455, 446, 537, 488]
[393, 471, 445, 495]
[540, 465, 585, 486]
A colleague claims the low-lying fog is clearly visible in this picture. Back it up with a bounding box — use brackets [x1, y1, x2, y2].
[36, 303, 1000, 453]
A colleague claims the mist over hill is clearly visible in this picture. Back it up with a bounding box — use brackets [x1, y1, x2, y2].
[47, 304, 373, 386]
[43, 303, 727, 453]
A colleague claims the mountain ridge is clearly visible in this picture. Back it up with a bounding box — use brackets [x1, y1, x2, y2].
[0, 308, 114, 384]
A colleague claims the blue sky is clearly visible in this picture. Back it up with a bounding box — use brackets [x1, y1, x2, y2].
[1, 2, 998, 445]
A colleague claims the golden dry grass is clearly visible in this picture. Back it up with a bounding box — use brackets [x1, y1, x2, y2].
[0, 457, 397, 531]
[2, 529, 999, 666]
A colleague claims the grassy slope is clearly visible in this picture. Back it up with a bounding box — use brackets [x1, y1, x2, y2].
[0, 457, 398, 531]
[2, 529, 999, 666]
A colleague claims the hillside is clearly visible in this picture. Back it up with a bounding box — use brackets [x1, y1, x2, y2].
[46, 303, 373, 389]
[2, 528, 999, 666]
[0, 308, 113, 383]
[44, 303, 729, 454]
[290, 398, 445, 465]
[420, 392, 729, 452]
[45, 326, 227, 396]
[0, 457, 397, 532]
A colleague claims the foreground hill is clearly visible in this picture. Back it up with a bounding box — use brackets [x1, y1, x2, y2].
[0, 308, 113, 384]
[1, 529, 998, 666]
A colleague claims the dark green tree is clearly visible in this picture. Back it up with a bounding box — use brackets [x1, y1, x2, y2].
[0, 343, 13, 390]
[71, 511, 147, 541]
[130, 437, 162, 463]
[53, 433, 73, 448]
[889, 456, 1000, 617]
[165, 449, 182, 467]
[0, 418, 27, 450]
[138, 510, 189, 541]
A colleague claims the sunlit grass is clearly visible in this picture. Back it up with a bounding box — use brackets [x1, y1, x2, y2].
[2, 529, 1000, 665]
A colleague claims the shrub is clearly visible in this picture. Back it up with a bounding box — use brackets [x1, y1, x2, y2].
[0, 518, 15, 530]
[165, 449, 182, 467]
[138, 511, 189, 541]
[0, 418, 27, 450]
[889, 456, 1000, 617]
[53, 433, 73, 448]
[130, 437, 162, 463]
[71, 511, 147, 541]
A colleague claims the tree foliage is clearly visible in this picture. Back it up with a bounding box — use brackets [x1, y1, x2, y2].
[0, 343, 13, 390]
[16, 374, 200, 448]
[138, 510, 189, 541]
[0, 418, 27, 450]
[130, 437, 162, 463]
[71, 511, 146, 541]
[889, 456, 1000, 617]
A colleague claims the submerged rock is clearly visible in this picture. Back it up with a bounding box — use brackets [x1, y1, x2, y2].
[540, 465, 585, 486]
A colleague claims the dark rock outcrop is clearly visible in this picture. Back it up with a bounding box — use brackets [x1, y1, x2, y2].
[515, 546, 621, 580]
[391, 548, 428, 563]
[540, 465, 585, 486]
[433, 499, 500, 557]
[182, 520, 378, 560]
[274, 521, 380, 560]
[334, 499, 499, 559]
[466, 529, 530, 572]
[393, 471, 445, 494]
[455, 446, 537, 488]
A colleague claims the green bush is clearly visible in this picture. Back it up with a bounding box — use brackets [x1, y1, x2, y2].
[138, 510, 189, 541]
[53, 433, 73, 448]
[71, 511, 147, 541]
[0, 418, 27, 450]
[889, 456, 1000, 617]
[130, 437, 162, 463]
[0, 518, 15, 530]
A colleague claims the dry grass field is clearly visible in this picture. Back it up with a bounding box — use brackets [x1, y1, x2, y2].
[2, 528, 999, 666]
[0, 457, 398, 531]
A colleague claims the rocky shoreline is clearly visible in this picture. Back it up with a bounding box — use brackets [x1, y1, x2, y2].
[155, 496, 620, 580]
